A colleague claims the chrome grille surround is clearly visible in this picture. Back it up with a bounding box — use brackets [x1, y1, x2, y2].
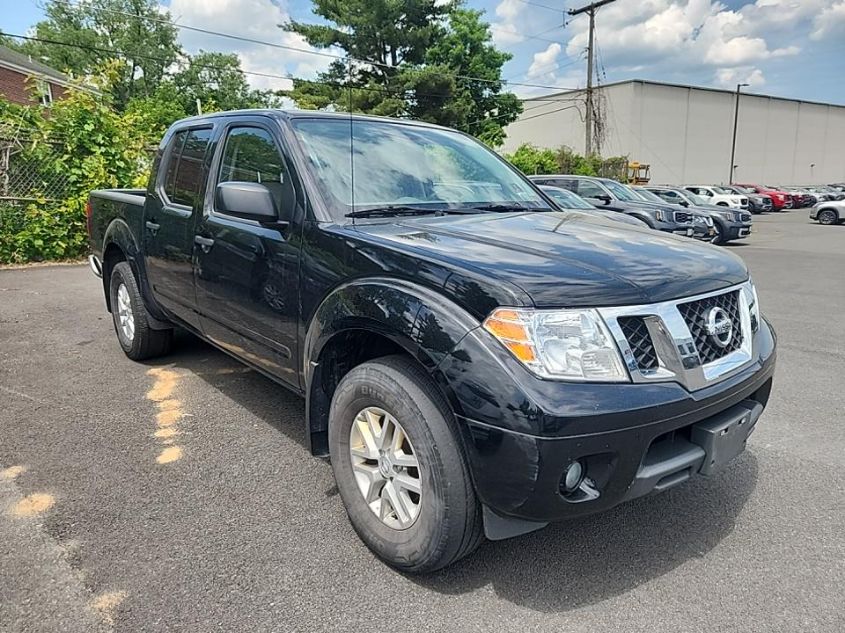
[599, 282, 754, 391]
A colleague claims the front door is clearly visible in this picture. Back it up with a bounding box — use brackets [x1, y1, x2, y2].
[194, 121, 302, 388]
[143, 126, 212, 330]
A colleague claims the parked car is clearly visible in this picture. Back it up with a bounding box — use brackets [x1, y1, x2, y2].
[828, 183, 845, 193]
[629, 186, 714, 242]
[722, 185, 773, 214]
[735, 184, 793, 211]
[644, 186, 753, 245]
[86, 110, 776, 572]
[683, 185, 748, 209]
[529, 175, 696, 237]
[774, 186, 813, 208]
[802, 186, 843, 202]
[538, 185, 649, 228]
[809, 199, 845, 225]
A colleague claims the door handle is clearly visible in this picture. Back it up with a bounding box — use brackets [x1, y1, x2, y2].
[145, 220, 160, 234]
[194, 235, 215, 252]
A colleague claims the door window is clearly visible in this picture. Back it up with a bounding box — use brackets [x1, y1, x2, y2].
[577, 180, 607, 198]
[217, 127, 292, 217]
[162, 128, 212, 208]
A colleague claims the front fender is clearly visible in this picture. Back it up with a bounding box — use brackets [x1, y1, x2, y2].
[302, 277, 482, 454]
[304, 276, 479, 375]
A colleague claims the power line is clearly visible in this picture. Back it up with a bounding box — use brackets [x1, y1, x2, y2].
[511, 0, 567, 13]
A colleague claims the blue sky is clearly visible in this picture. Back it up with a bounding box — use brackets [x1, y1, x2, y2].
[4, 1, 845, 104]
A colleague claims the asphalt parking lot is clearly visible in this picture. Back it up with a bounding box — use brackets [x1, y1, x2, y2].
[1, 211, 843, 633]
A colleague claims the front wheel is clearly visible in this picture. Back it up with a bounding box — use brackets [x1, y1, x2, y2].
[711, 222, 724, 245]
[817, 209, 838, 225]
[109, 262, 173, 360]
[328, 355, 483, 573]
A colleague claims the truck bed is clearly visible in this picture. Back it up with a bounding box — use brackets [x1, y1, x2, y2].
[88, 188, 147, 261]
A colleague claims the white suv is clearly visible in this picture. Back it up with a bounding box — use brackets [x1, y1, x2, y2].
[684, 185, 748, 209]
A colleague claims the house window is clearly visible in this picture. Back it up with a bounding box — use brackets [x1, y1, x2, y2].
[35, 79, 53, 106]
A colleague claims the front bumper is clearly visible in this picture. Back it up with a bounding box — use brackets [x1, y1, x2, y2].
[724, 221, 753, 240]
[438, 317, 776, 529]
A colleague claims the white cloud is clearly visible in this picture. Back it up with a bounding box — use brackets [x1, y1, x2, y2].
[715, 66, 766, 88]
[811, 1, 845, 39]
[558, 0, 822, 90]
[166, 0, 333, 91]
[527, 43, 561, 80]
[491, 0, 526, 45]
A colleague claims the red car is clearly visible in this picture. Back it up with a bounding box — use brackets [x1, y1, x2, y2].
[735, 184, 792, 211]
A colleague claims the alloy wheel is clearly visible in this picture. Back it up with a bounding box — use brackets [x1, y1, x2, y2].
[349, 406, 422, 529]
[116, 283, 135, 341]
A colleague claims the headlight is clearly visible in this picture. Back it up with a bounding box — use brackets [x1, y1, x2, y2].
[482, 308, 629, 382]
[743, 279, 760, 332]
[718, 210, 734, 221]
[653, 209, 666, 222]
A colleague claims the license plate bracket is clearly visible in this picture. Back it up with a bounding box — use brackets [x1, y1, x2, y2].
[691, 401, 763, 475]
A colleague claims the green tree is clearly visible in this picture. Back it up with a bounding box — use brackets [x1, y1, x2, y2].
[171, 51, 272, 115]
[425, 8, 521, 146]
[19, 0, 181, 109]
[283, 1, 520, 146]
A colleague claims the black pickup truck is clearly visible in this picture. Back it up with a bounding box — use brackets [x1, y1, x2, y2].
[87, 110, 776, 573]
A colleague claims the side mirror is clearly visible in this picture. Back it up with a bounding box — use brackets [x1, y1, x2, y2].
[216, 181, 284, 223]
[680, 200, 690, 207]
[596, 194, 612, 205]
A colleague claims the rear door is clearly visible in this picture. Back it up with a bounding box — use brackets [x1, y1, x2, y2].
[143, 126, 212, 330]
[194, 119, 302, 388]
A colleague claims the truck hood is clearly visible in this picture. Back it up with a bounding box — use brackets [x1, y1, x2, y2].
[352, 211, 748, 307]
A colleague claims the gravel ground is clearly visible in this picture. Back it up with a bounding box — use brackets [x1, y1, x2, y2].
[1, 211, 843, 632]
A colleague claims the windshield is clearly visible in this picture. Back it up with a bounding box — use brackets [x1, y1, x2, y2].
[290, 118, 551, 219]
[601, 179, 642, 201]
[631, 187, 666, 204]
[678, 190, 708, 206]
[712, 186, 733, 194]
[541, 186, 595, 210]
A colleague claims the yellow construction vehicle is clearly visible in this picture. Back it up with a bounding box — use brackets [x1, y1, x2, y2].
[626, 161, 651, 185]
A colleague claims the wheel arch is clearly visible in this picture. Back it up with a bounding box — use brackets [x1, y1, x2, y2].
[303, 278, 479, 456]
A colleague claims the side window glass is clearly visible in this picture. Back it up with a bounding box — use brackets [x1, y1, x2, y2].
[163, 131, 188, 200]
[218, 127, 291, 216]
[578, 181, 605, 198]
[172, 129, 212, 207]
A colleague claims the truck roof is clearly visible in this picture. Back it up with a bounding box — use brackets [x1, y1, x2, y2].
[171, 108, 449, 131]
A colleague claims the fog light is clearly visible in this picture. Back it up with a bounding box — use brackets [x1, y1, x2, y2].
[563, 460, 585, 492]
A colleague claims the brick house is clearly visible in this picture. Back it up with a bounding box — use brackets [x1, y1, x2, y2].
[0, 44, 86, 106]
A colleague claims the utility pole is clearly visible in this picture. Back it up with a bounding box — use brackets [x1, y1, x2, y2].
[568, 0, 617, 157]
[729, 82, 749, 184]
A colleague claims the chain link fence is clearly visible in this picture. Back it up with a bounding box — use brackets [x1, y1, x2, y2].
[0, 137, 71, 203]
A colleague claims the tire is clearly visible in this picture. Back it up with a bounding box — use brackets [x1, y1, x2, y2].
[716, 202, 729, 207]
[711, 222, 724, 245]
[817, 209, 838, 226]
[109, 262, 173, 360]
[328, 355, 483, 573]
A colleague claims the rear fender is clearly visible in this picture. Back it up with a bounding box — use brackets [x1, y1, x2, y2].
[102, 219, 169, 324]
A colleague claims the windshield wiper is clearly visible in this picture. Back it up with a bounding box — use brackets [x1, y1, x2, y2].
[470, 203, 554, 212]
[345, 205, 482, 218]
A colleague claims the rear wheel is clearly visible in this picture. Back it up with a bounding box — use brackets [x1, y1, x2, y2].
[817, 209, 838, 225]
[328, 355, 483, 573]
[109, 262, 173, 360]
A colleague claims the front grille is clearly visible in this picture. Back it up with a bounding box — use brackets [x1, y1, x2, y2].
[740, 213, 752, 222]
[673, 211, 692, 223]
[740, 197, 748, 206]
[677, 290, 743, 364]
[618, 316, 659, 371]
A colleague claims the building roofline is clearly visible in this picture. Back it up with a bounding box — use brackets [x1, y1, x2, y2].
[0, 44, 97, 94]
[522, 78, 845, 110]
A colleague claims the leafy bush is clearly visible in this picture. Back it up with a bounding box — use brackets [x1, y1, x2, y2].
[1, 79, 157, 263]
[504, 143, 630, 180]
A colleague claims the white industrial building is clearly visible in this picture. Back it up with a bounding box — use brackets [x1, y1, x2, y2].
[502, 79, 845, 186]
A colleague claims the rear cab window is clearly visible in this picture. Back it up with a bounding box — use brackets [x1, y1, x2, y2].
[160, 127, 213, 208]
